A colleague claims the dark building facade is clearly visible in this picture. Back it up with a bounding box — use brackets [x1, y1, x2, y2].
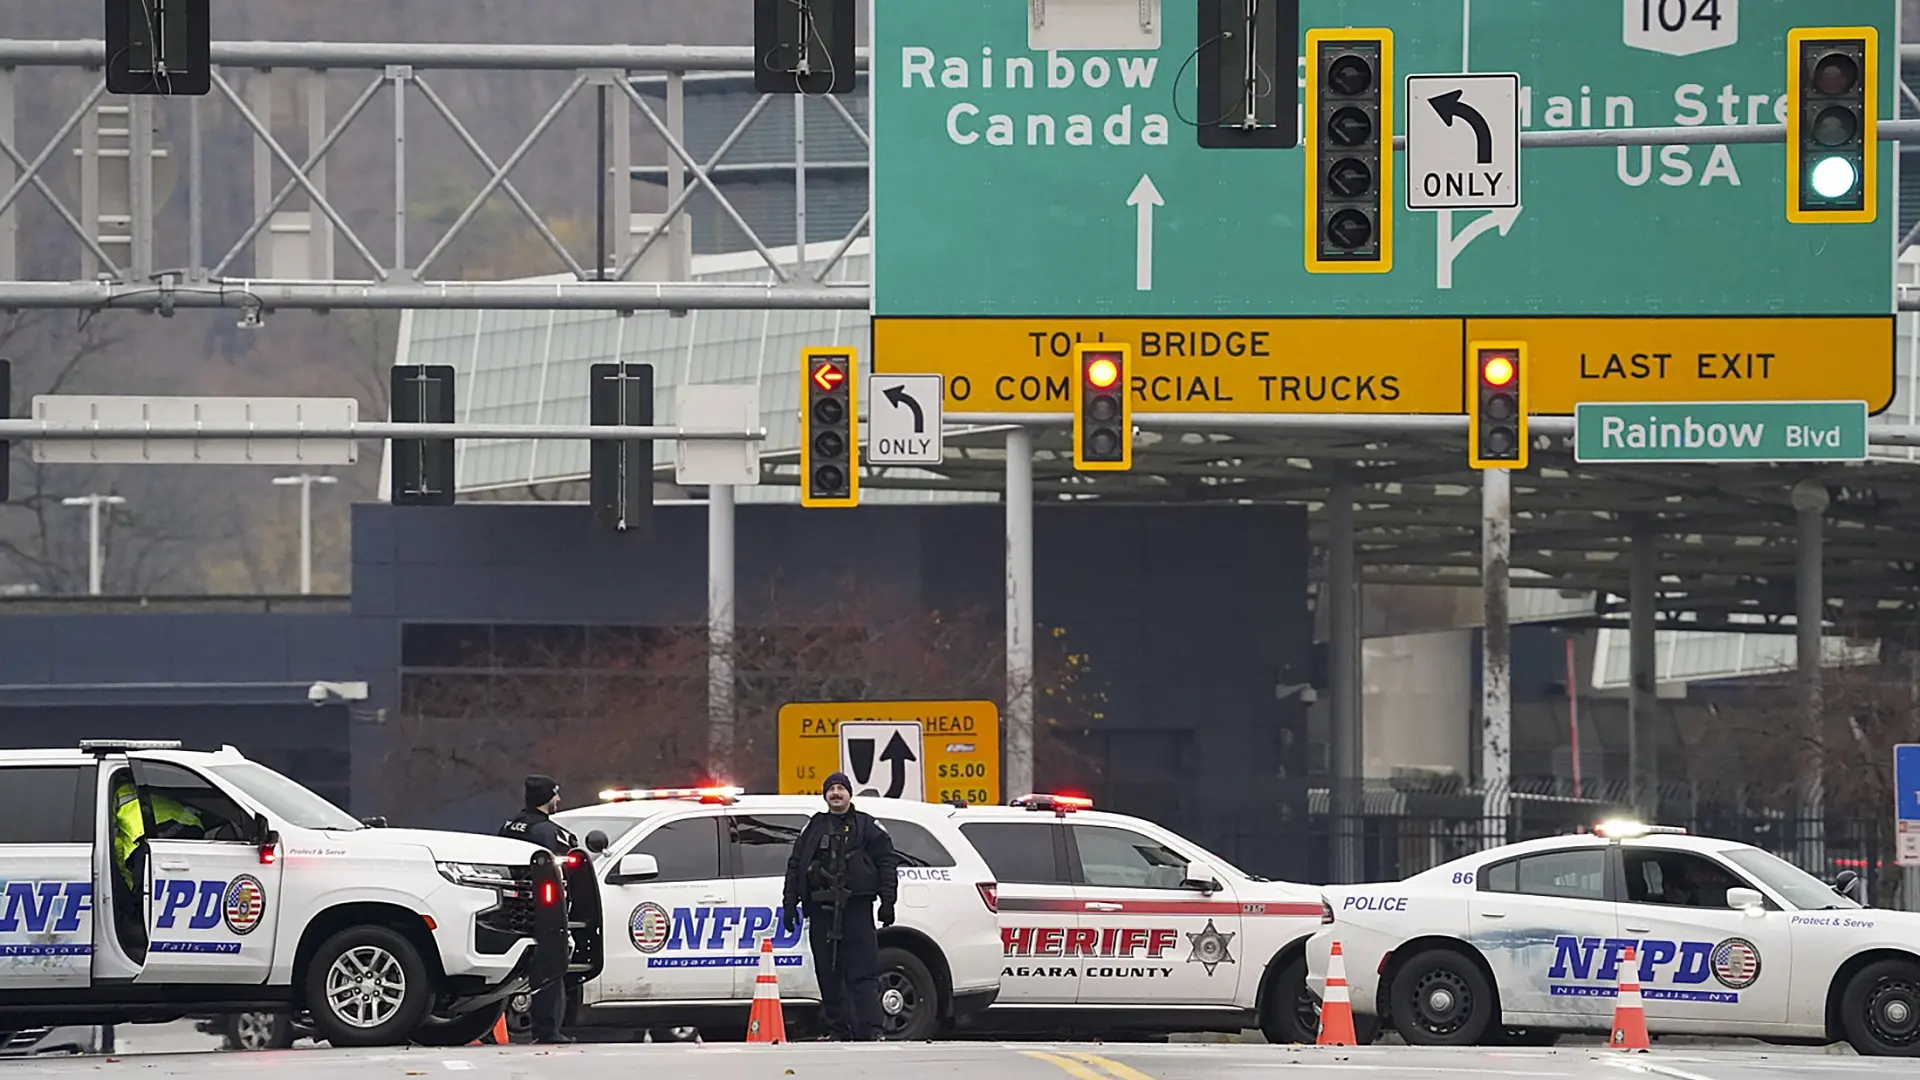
[0, 501, 1319, 880]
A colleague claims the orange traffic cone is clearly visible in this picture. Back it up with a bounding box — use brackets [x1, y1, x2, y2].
[745, 937, 787, 1044]
[471, 1010, 510, 1046]
[1609, 945, 1650, 1052]
[1316, 941, 1358, 1046]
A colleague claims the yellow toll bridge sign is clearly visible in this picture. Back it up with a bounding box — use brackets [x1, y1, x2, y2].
[872, 315, 1895, 416]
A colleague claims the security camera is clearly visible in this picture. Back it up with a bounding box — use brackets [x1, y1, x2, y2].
[308, 683, 330, 705]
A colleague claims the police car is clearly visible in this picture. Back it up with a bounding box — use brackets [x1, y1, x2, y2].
[0, 741, 570, 1049]
[542, 786, 1002, 1041]
[944, 794, 1333, 1043]
[1305, 820, 1920, 1056]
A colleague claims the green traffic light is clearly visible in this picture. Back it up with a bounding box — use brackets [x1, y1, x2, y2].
[1810, 155, 1860, 199]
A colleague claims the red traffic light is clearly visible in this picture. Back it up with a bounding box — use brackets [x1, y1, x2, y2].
[1480, 353, 1516, 387]
[1084, 355, 1120, 388]
[810, 361, 846, 393]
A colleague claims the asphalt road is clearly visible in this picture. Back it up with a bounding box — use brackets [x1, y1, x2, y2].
[2, 1041, 1886, 1080]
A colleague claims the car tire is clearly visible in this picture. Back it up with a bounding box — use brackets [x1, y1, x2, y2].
[223, 1011, 297, 1051]
[410, 1004, 507, 1047]
[1387, 948, 1496, 1047]
[877, 947, 941, 1041]
[302, 925, 434, 1048]
[1260, 954, 1377, 1046]
[1839, 957, 1920, 1056]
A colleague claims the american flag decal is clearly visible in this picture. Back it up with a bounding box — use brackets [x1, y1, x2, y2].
[1709, 937, 1761, 990]
[224, 875, 267, 936]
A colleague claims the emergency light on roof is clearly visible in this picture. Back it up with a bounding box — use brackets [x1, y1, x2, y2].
[79, 739, 183, 753]
[598, 785, 744, 805]
[1592, 818, 1688, 839]
[1010, 793, 1094, 815]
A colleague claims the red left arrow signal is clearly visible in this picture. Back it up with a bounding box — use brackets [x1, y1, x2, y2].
[811, 361, 846, 393]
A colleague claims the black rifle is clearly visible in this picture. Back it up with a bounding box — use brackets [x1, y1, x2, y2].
[808, 821, 855, 970]
[826, 828, 851, 970]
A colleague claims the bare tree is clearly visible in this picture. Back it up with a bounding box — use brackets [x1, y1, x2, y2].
[1679, 619, 1920, 906]
[0, 313, 228, 593]
[375, 575, 1106, 823]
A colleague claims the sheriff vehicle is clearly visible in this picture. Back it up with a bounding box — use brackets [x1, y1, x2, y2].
[1305, 820, 1920, 1057]
[0, 741, 570, 1048]
[543, 786, 1002, 1041]
[945, 794, 1332, 1043]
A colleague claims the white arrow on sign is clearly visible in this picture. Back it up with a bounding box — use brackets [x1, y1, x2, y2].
[1126, 174, 1162, 292]
[1436, 205, 1522, 290]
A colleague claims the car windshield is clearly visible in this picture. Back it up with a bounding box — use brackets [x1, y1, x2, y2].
[207, 762, 364, 831]
[556, 816, 645, 852]
[1719, 847, 1861, 910]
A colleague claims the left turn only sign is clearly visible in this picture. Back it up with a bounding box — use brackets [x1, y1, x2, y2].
[777, 700, 1001, 805]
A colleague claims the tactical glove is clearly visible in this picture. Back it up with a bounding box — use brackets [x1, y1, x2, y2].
[782, 904, 799, 933]
[878, 900, 896, 927]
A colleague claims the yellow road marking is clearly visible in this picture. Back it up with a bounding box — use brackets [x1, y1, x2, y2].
[1021, 1050, 1117, 1080]
[1065, 1051, 1159, 1080]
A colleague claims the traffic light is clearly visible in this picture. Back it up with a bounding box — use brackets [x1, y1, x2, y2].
[1305, 28, 1392, 274]
[1467, 342, 1527, 470]
[800, 347, 859, 507]
[753, 0, 855, 94]
[1787, 27, 1877, 224]
[590, 362, 654, 535]
[390, 364, 456, 506]
[1071, 344, 1132, 472]
[104, 0, 212, 96]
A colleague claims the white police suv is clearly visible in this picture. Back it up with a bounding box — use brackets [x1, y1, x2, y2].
[1305, 820, 1920, 1056]
[0, 741, 570, 1048]
[945, 793, 1331, 1043]
[544, 786, 1002, 1041]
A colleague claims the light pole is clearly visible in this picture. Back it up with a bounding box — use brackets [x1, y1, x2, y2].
[272, 474, 338, 595]
[61, 494, 126, 596]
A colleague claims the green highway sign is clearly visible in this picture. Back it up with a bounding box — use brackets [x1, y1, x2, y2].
[1573, 401, 1869, 463]
[870, 0, 1896, 320]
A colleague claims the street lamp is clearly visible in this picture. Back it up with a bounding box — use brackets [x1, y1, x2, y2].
[272, 474, 338, 595]
[61, 494, 127, 596]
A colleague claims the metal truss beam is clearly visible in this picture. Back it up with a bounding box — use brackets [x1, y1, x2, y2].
[0, 421, 762, 441]
[0, 281, 860, 311]
[947, 412, 1920, 447]
[0, 39, 1912, 310]
[0, 41, 870, 72]
[0, 39, 881, 303]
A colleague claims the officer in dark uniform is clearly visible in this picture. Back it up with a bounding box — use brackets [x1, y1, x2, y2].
[500, 774, 577, 1045]
[781, 772, 901, 1041]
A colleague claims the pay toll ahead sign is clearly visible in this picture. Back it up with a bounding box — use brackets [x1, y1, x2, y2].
[873, 316, 1895, 416]
[778, 700, 1001, 806]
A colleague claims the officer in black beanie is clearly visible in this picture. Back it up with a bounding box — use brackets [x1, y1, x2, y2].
[500, 774, 577, 1044]
[781, 771, 900, 1040]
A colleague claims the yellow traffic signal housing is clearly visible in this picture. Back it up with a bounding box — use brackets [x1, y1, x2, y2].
[800, 346, 860, 507]
[1071, 344, 1133, 472]
[1467, 341, 1528, 471]
[1305, 27, 1393, 274]
[1786, 26, 1877, 224]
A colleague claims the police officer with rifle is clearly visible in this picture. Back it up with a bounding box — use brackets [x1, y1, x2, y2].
[501, 774, 577, 1045]
[782, 772, 901, 1041]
